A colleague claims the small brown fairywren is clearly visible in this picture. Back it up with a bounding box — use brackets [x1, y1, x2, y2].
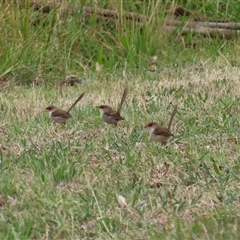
[96, 87, 128, 127]
[45, 92, 85, 124]
[145, 105, 178, 145]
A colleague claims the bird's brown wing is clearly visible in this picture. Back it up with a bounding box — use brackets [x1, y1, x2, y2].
[106, 111, 124, 121]
[52, 109, 72, 119]
[153, 127, 173, 137]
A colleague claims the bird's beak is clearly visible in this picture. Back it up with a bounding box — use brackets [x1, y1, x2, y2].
[96, 106, 100, 108]
[144, 125, 148, 128]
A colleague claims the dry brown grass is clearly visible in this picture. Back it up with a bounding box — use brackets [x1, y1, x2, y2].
[1, 61, 240, 239]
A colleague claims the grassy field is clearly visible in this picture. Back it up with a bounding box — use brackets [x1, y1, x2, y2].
[1, 1, 240, 239]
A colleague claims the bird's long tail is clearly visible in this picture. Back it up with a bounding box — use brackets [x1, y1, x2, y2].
[167, 105, 178, 130]
[117, 87, 128, 114]
[67, 92, 85, 113]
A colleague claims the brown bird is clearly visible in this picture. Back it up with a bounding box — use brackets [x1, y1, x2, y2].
[96, 87, 128, 127]
[46, 92, 85, 124]
[145, 105, 178, 145]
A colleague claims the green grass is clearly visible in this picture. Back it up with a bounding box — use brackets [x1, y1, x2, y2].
[1, 68, 240, 239]
[1, 0, 240, 239]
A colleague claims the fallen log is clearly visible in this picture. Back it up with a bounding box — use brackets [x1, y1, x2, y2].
[83, 6, 147, 22]
[29, 1, 240, 39]
[164, 25, 240, 39]
[164, 19, 240, 30]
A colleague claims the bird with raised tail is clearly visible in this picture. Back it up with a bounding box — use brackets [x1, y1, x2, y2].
[145, 105, 178, 145]
[96, 87, 128, 127]
[45, 92, 85, 124]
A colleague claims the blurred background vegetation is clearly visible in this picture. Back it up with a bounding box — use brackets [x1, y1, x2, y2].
[1, 0, 240, 85]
